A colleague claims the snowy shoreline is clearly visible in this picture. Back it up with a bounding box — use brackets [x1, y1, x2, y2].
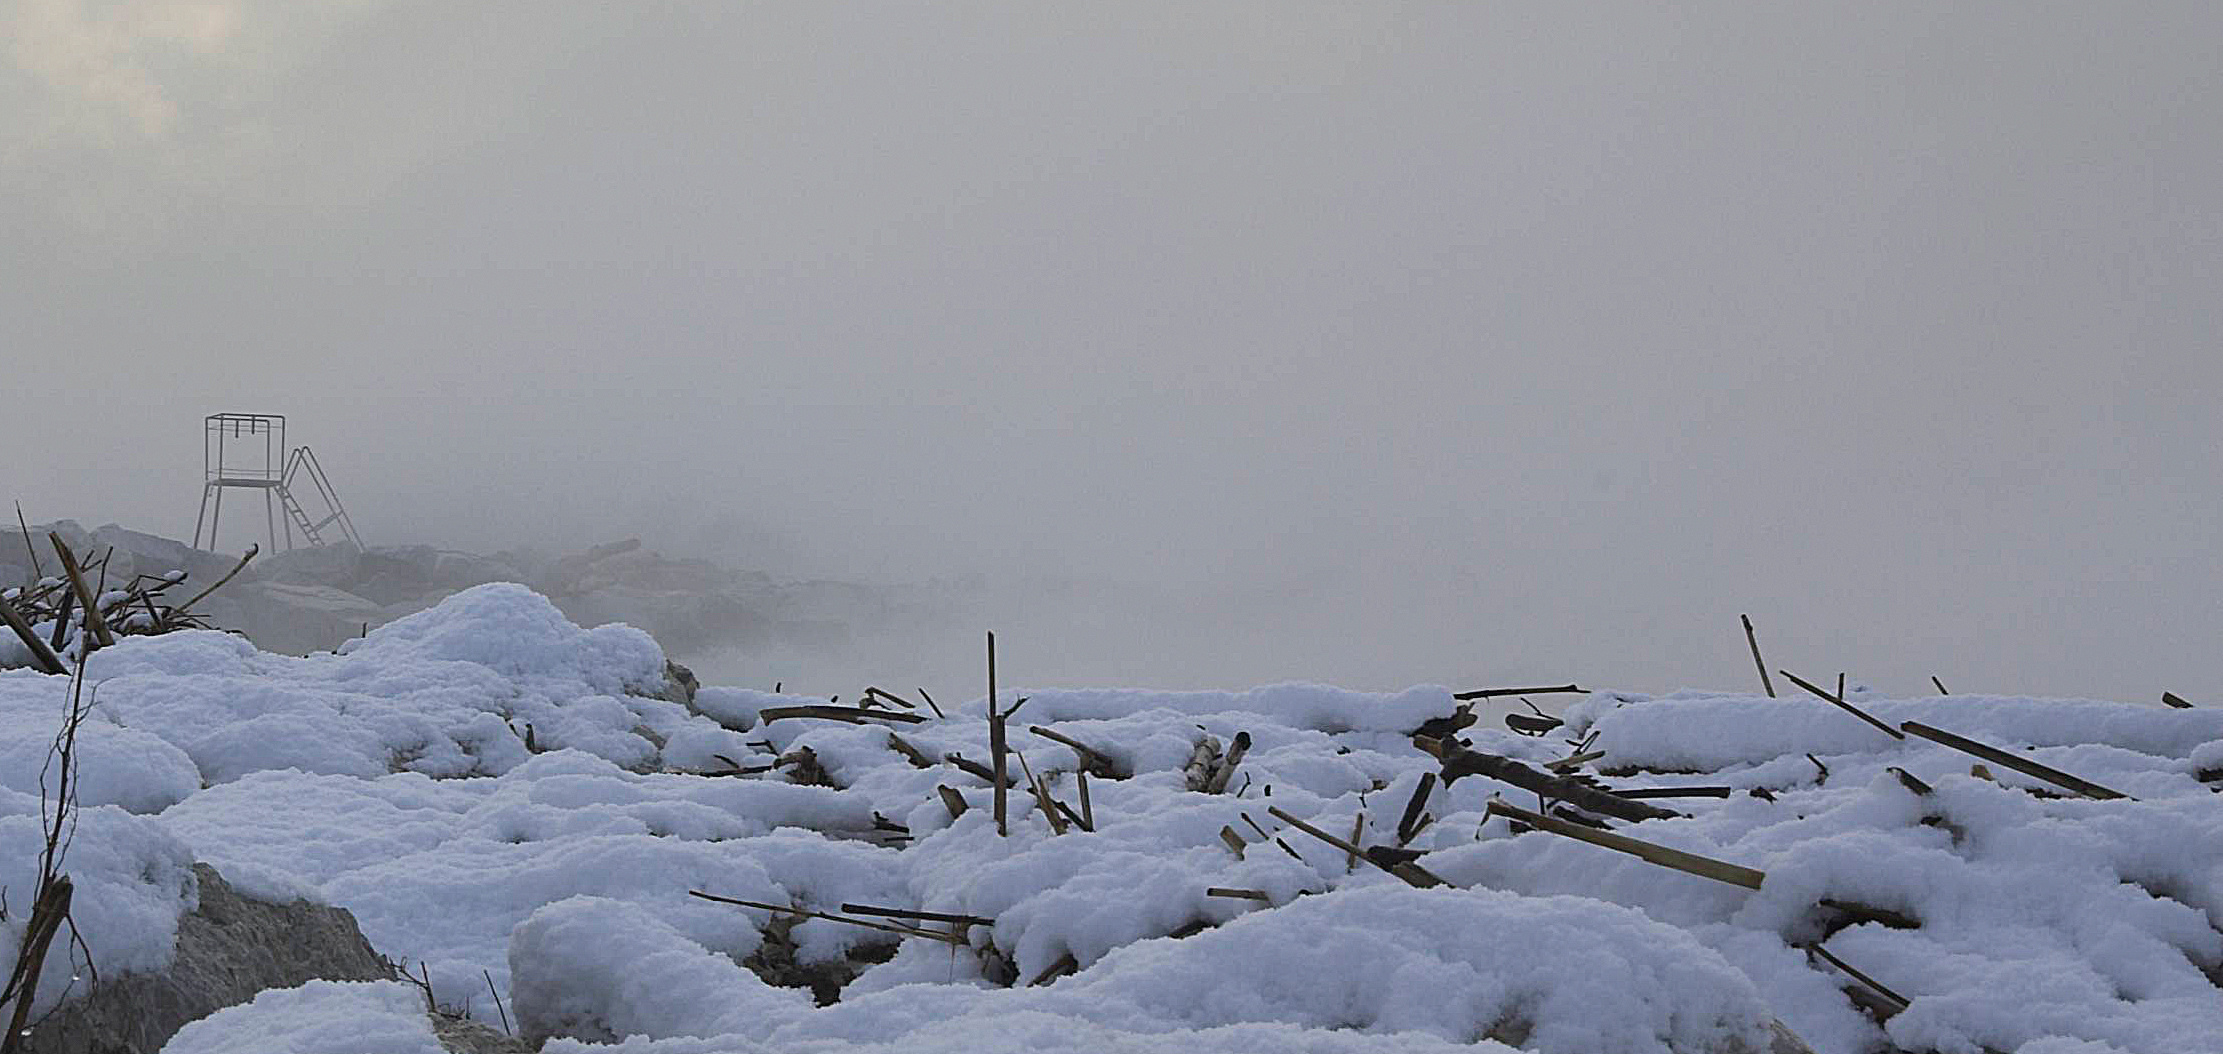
[2, 583, 2218, 1053]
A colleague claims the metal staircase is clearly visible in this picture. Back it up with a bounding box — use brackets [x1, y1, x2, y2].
[193, 414, 365, 552]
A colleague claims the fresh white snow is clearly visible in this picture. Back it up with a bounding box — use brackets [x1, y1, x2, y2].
[0, 582, 2216, 1053]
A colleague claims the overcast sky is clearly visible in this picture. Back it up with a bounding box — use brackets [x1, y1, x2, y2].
[6, 2, 2219, 701]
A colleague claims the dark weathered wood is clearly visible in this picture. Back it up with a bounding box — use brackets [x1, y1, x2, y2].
[1219, 825, 1247, 856]
[943, 752, 996, 782]
[1609, 786, 1733, 800]
[687, 890, 960, 944]
[989, 632, 1007, 837]
[0, 592, 67, 675]
[937, 785, 969, 819]
[886, 731, 934, 768]
[1806, 942, 1910, 1012]
[1780, 669, 1904, 741]
[1899, 721, 2132, 800]
[916, 687, 945, 719]
[1485, 797, 1765, 890]
[1076, 770, 1093, 830]
[1932, 676, 1949, 695]
[0, 878, 73, 1054]
[1027, 725, 1119, 775]
[1265, 806, 1446, 888]
[1429, 741, 1679, 823]
[758, 704, 927, 725]
[1452, 684, 1584, 701]
[839, 903, 994, 928]
[1546, 749, 1605, 773]
[2161, 691, 2194, 709]
[1206, 887, 1270, 902]
[862, 686, 917, 710]
[1742, 614, 1775, 697]
[1396, 772, 1436, 844]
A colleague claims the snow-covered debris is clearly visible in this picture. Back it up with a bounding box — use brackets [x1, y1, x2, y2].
[1, 579, 2206, 1054]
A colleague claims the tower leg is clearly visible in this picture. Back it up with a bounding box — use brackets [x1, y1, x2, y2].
[194, 483, 212, 549]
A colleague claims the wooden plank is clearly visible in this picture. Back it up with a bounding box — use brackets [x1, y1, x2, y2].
[1898, 721, 2132, 801]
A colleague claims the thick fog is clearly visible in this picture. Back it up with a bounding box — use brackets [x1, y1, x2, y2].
[5, 3, 2219, 702]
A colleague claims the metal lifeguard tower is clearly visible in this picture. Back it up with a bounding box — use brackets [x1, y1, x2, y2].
[192, 414, 365, 552]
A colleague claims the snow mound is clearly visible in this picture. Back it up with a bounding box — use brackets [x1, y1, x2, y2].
[157, 980, 447, 1054]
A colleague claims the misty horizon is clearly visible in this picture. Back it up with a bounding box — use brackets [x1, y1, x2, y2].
[8, 2, 2218, 705]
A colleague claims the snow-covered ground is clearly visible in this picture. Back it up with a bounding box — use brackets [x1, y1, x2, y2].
[2, 584, 2218, 1053]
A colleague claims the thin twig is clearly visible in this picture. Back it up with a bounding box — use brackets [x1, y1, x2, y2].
[1741, 614, 1775, 697]
[1780, 668, 1904, 740]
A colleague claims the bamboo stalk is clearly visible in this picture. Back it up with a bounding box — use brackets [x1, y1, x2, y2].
[1898, 721, 2132, 800]
[1780, 669, 1904, 741]
[1484, 797, 1766, 890]
[1265, 806, 1446, 888]
[1742, 615, 1775, 697]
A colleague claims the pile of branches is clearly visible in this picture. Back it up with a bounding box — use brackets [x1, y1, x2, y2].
[0, 530, 256, 675]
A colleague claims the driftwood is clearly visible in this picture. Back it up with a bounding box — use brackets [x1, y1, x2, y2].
[1420, 738, 1678, 823]
[885, 732, 934, 768]
[1202, 731, 1251, 794]
[1485, 797, 1765, 890]
[0, 593, 65, 675]
[1898, 721, 2132, 801]
[1028, 725, 1121, 778]
[2162, 691, 2194, 709]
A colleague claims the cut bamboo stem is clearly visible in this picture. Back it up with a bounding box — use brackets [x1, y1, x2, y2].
[1742, 614, 1775, 697]
[1484, 797, 1765, 890]
[1780, 669, 1904, 740]
[1898, 721, 2132, 800]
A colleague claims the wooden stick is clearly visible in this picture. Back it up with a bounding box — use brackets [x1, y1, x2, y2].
[171, 543, 258, 617]
[943, 752, 996, 782]
[0, 592, 67, 675]
[1806, 942, 1910, 1011]
[49, 536, 113, 649]
[1742, 614, 1775, 697]
[1265, 806, 1446, 888]
[1898, 721, 2132, 800]
[1609, 786, 1733, 799]
[1014, 748, 1065, 834]
[1219, 825, 1247, 856]
[758, 704, 927, 725]
[687, 890, 960, 944]
[863, 686, 917, 709]
[1027, 952, 1079, 987]
[1206, 887, 1270, 902]
[12, 502, 42, 581]
[1546, 750, 1605, 773]
[1780, 669, 1904, 741]
[989, 632, 1007, 837]
[1396, 772, 1436, 845]
[1345, 813, 1364, 871]
[1452, 684, 1584, 701]
[1432, 742, 1678, 823]
[1931, 676, 1949, 695]
[886, 732, 934, 768]
[2161, 691, 2194, 709]
[916, 687, 945, 719]
[839, 903, 994, 928]
[1077, 770, 1093, 831]
[1027, 725, 1117, 771]
[1484, 797, 1766, 890]
[937, 785, 969, 819]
